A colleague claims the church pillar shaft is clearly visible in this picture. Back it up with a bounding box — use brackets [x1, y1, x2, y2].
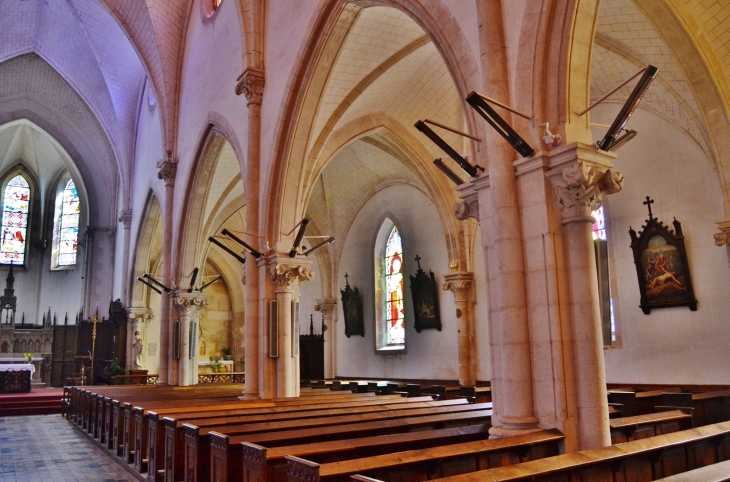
[157, 156, 177, 385]
[173, 292, 208, 386]
[443, 273, 476, 386]
[237, 68, 264, 398]
[549, 144, 623, 449]
[119, 210, 133, 304]
[475, 0, 537, 435]
[268, 257, 313, 398]
[316, 298, 337, 378]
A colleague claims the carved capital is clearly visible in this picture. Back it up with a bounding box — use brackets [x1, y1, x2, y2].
[235, 68, 265, 106]
[156, 151, 177, 187]
[315, 298, 337, 317]
[126, 307, 153, 323]
[442, 272, 474, 295]
[118, 209, 132, 229]
[269, 261, 314, 289]
[173, 292, 209, 314]
[454, 198, 479, 221]
[553, 160, 623, 223]
[715, 218, 730, 246]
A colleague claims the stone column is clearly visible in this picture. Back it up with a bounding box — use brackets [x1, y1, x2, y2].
[268, 257, 313, 398]
[442, 273, 476, 386]
[118, 210, 133, 304]
[549, 148, 623, 449]
[156, 155, 176, 385]
[236, 68, 265, 398]
[173, 292, 208, 386]
[315, 298, 337, 378]
[472, 0, 538, 438]
[126, 307, 153, 371]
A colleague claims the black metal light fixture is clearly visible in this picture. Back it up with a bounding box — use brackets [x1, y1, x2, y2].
[433, 159, 464, 186]
[143, 273, 171, 292]
[466, 91, 534, 158]
[414, 120, 479, 177]
[221, 228, 263, 259]
[289, 218, 309, 257]
[302, 237, 335, 256]
[597, 65, 658, 151]
[198, 276, 222, 292]
[609, 129, 637, 152]
[136, 277, 161, 295]
[208, 236, 247, 264]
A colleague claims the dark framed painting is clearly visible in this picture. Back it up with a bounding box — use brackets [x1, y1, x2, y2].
[409, 257, 441, 332]
[629, 197, 697, 314]
[340, 274, 364, 337]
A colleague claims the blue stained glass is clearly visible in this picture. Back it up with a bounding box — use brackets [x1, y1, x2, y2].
[384, 226, 405, 345]
[0, 175, 29, 264]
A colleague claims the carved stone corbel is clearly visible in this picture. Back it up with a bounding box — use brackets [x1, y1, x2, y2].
[118, 209, 132, 229]
[453, 199, 479, 221]
[156, 151, 177, 187]
[714, 219, 730, 246]
[553, 160, 623, 223]
[235, 67, 265, 106]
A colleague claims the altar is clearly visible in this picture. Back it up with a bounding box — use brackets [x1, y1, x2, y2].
[0, 363, 34, 393]
[197, 359, 233, 373]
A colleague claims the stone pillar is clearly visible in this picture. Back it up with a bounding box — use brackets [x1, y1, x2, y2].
[548, 147, 623, 449]
[156, 155, 176, 385]
[267, 257, 313, 398]
[442, 273, 476, 386]
[472, 0, 538, 439]
[118, 210, 133, 304]
[173, 292, 208, 386]
[315, 298, 337, 378]
[126, 307, 153, 371]
[236, 68, 265, 398]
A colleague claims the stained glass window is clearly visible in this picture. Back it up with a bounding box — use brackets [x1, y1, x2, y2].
[58, 180, 80, 266]
[384, 226, 405, 346]
[0, 175, 30, 264]
[592, 205, 615, 342]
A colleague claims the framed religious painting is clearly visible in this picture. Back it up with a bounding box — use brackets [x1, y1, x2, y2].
[340, 273, 364, 337]
[629, 197, 697, 314]
[409, 255, 441, 332]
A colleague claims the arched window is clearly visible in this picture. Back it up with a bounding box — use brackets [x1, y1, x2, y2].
[52, 179, 80, 268]
[592, 205, 616, 344]
[0, 175, 30, 265]
[383, 226, 405, 347]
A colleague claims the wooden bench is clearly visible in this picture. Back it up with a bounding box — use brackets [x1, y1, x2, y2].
[133, 392, 387, 476]
[404, 421, 730, 482]
[662, 389, 730, 427]
[234, 425, 492, 482]
[285, 429, 563, 482]
[607, 390, 667, 416]
[459, 387, 492, 404]
[204, 407, 492, 482]
[155, 396, 434, 482]
[183, 401, 485, 482]
[609, 410, 693, 444]
[654, 458, 730, 481]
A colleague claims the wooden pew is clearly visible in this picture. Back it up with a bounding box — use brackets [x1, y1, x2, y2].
[183, 401, 485, 482]
[607, 389, 666, 416]
[235, 425, 492, 482]
[609, 410, 693, 444]
[662, 389, 730, 427]
[155, 396, 435, 482]
[654, 458, 730, 481]
[459, 387, 491, 404]
[285, 429, 563, 482]
[134, 393, 387, 476]
[204, 407, 493, 482]
[407, 421, 730, 482]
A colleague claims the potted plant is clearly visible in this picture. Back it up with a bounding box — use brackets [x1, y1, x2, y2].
[221, 347, 232, 361]
[23, 352, 33, 363]
[104, 357, 126, 383]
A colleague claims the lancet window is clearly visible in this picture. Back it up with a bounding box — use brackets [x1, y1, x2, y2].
[384, 226, 405, 346]
[0, 175, 30, 265]
[52, 179, 80, 268]
[592, 206, 616, 344]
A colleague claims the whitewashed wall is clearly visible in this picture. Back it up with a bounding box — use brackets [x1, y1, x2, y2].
[593, 105, 730, 384]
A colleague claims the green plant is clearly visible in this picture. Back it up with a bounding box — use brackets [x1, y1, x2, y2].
[209, 357, 223, 373]
[104, 357, 126, 378]
[221, 346, 233, 361]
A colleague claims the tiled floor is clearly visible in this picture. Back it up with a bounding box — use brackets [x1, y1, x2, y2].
[0, 415, 134, 482]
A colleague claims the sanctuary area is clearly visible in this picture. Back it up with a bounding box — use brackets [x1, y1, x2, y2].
[1, 0, 730, 480]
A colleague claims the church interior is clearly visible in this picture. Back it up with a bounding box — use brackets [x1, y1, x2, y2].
[1, 0, 730, 480]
